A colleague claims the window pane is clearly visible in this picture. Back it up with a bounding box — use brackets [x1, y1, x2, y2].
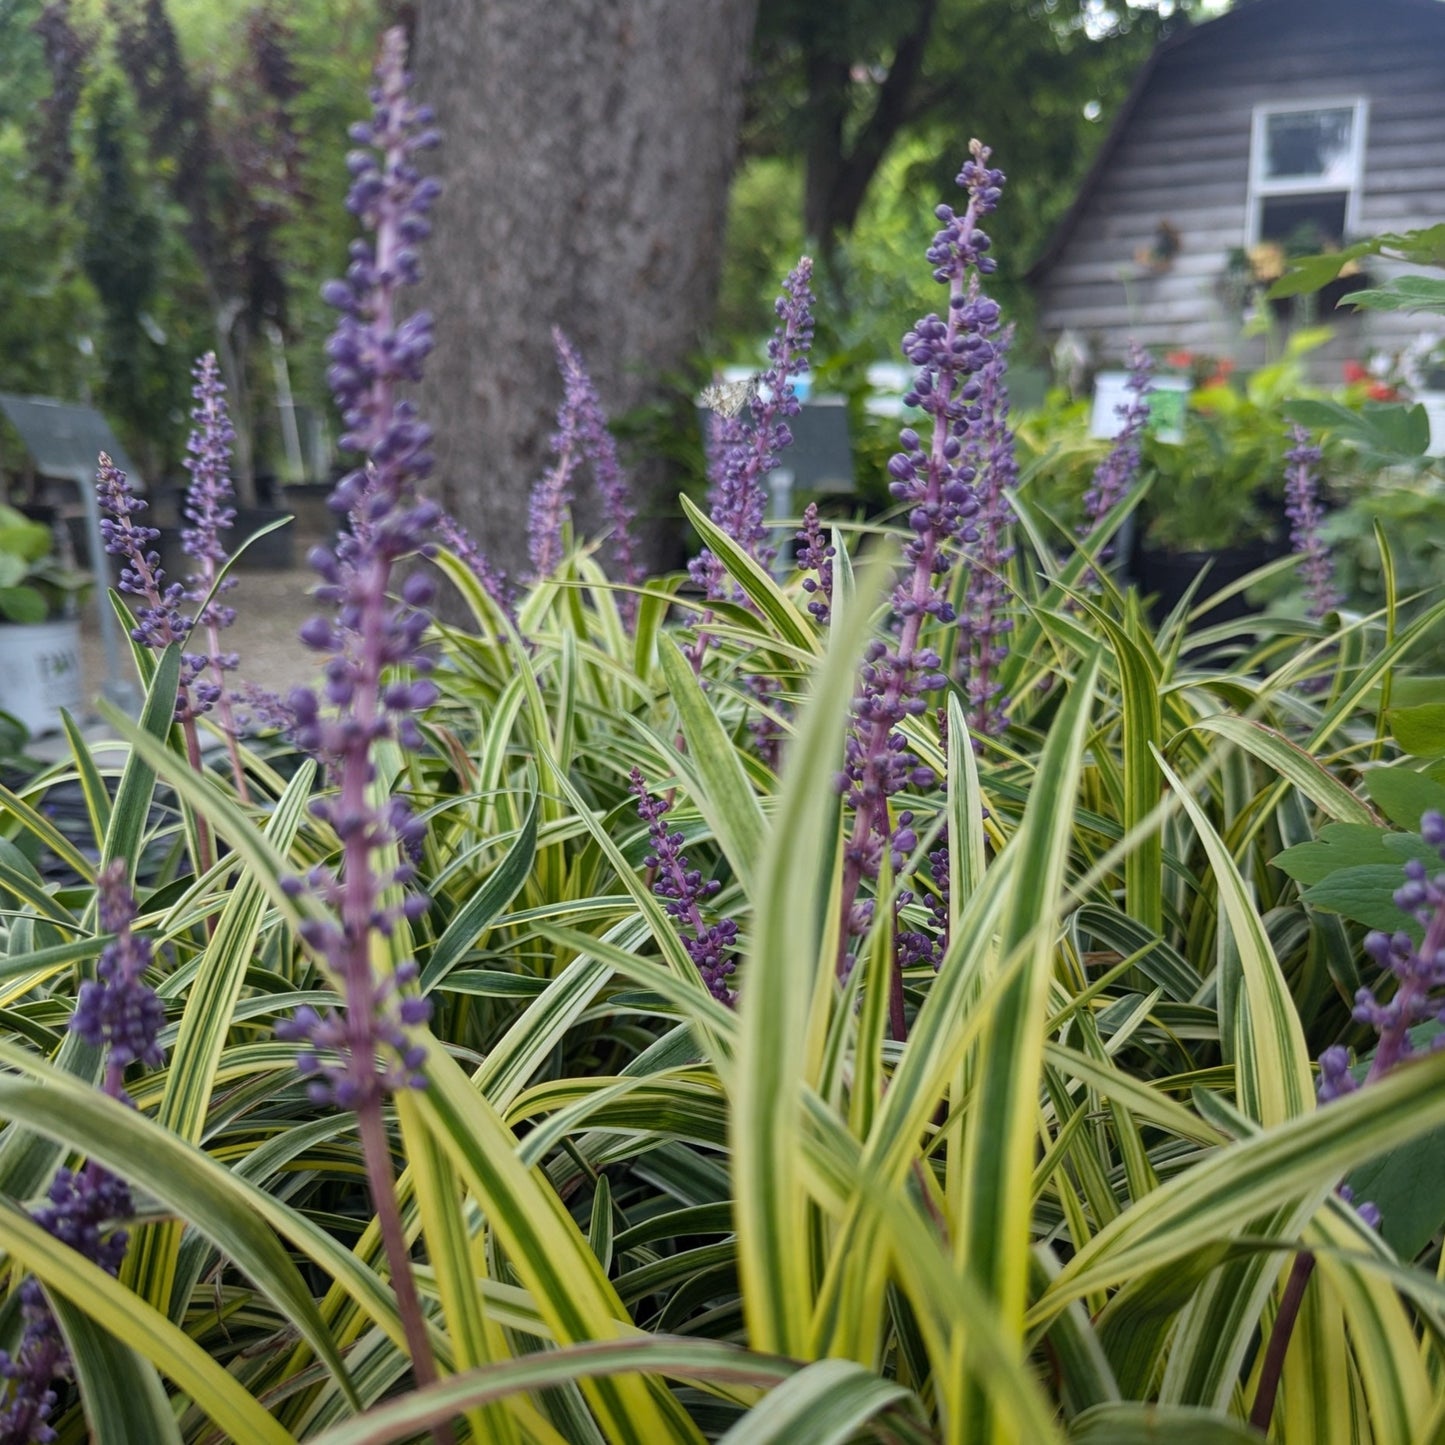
[1264, 108, 1355, 183]
[1259, 192, 1349, 248]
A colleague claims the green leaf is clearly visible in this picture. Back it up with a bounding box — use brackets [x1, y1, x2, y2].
[656, 633, 766, 893]
[716, 1358, 918, 1443]
[732, 547, 887, 1356]
[1388, 704, 1445, 759]
[1303, 864, 1421, 932]
[1156, 748, 1312, 1125]
[1190, 716, 1375, 826]
[304, 1337, 804, 1445]
[0, 586, 47, 623]
[1068, 1402, 1264, 1443]
[49, 1295, 183, 1445]
[102, 643, 181, 875]
[1364, 763, 1445, 831]
[1345, 275, 1445, 315]
[421, 792, 538, 991]
[1272, 823, 1435, 887]
[0, 1197, 292, 1445]
[1034, 1046, 1445, 1319]
[679, 493, 816, 656]
[1345, 1118, 1445, 1260]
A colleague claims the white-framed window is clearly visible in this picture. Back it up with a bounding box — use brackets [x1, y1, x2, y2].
[1246, 99, 1369, 249]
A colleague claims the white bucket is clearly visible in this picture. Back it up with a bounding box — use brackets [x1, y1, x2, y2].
[1090, 372, 1190, 444]
[0, 619, 85, 736]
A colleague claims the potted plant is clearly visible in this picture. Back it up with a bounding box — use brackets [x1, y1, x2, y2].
[0, 504, 89, 736]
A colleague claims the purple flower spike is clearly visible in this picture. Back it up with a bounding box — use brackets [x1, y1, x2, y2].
[795, 501, 834, 625]
[1079, 341, 1152, 569]
[1, 863, 166, 1431]
[286, 31, 452, 1413]
[96, 453, 195, 663]
[71, 862, 166, 1101]
[1348, 810, 1445, 1084]
[181, 353, 238, 574]
[550, 328, 643, 621]
[631, 770, 736, 1004]
[1310, 808, 1445, 1237]
[691, 257, 816, 603]
[527, 385, 583, 579]
[436, 511, 516, 628]
[283, 26, 441, 1115]
[834, 142, 1004, 1029]
[0, 1164, 134, 1442]
[1285, 424, 1340, 622]
[958, 326, 1019, 741]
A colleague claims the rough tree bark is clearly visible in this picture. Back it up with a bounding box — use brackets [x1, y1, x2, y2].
[412, 0, 760, 579]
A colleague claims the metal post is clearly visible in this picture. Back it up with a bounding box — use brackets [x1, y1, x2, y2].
[765, 466, 795, 580]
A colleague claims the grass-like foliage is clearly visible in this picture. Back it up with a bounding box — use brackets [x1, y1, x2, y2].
[1, 27, 1445, 1445]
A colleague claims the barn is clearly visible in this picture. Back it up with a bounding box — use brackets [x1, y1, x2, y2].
[1028, 0, 1445, 374]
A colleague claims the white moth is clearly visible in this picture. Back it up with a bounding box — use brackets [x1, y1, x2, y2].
[699, 376, 759, 419]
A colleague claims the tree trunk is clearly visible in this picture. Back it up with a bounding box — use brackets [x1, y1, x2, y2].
[411, 0, 759, 581]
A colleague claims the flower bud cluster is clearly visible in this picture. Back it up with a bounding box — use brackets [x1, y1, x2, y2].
[0, 1164, 135, 1443]
[1341, 810, 1445, 1083]
[631, 770, 736, 1003]
[277, 960, 431, 1105]
[1284, 425, 1340, 622]
[795, 501, 834, 624]
[958, 326, 1019, 741]
[71, 863, 166, 1101]
[691, 257, 815, 601]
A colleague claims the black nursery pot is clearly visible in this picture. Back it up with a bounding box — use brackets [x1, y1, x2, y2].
[1131, 535, 1284, 627]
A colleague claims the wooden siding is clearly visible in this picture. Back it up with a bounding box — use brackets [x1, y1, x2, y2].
[1033, 0, 1445, 371]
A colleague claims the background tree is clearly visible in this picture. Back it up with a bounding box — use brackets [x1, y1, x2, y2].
[411, 0, 760, 577]
[723, 0, 1202, 353]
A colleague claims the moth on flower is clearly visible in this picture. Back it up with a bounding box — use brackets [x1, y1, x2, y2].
[699, 375, 760, 419]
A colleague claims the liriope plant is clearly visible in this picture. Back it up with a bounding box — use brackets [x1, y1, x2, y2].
[0, 20, 1442, 1445]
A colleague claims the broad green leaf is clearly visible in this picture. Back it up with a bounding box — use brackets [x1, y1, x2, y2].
[1304, 864, 1427, 932]
[1388, 703, 1445, 759]
[1272, 823, 1432, 887]
[1363, 763, 1445, 831]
